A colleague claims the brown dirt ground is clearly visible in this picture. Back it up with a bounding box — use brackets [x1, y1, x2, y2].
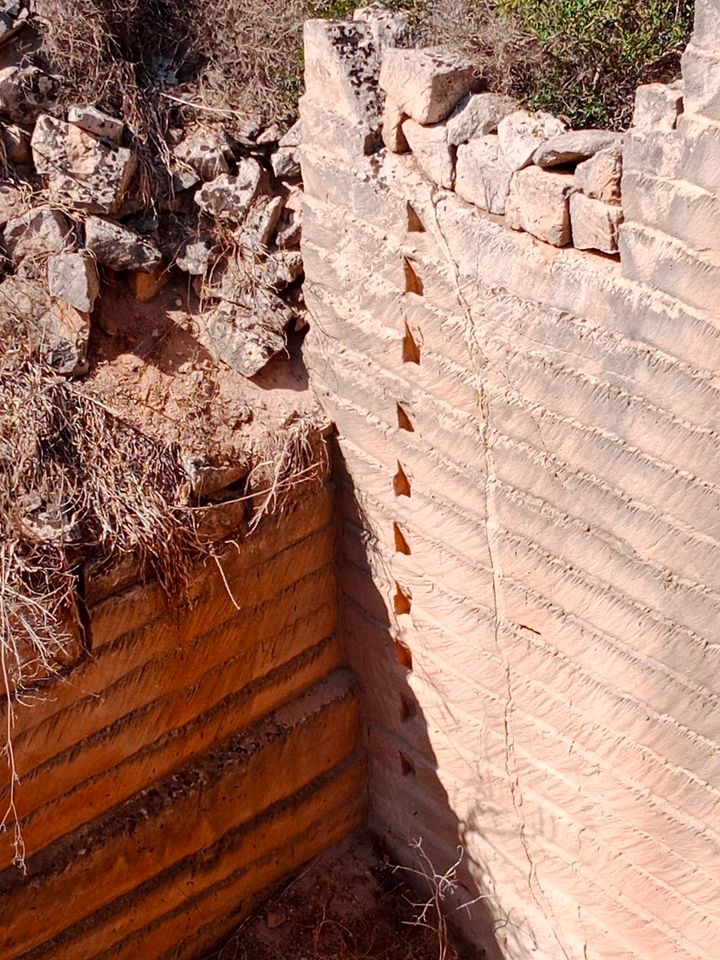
[201, 832, 475, 960]
[84, 270, 318, 474]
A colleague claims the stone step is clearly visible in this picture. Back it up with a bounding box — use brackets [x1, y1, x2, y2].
[622, 170, 720, 252]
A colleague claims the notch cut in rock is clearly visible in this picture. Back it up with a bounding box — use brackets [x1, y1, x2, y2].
[393, 582, 412, 616]
[395, 639, 413, 670]
[403, 258, 424, 296]
[393, 522, 411, 555]
[406, 202, 425, 232]
[393, 462, 411, 497]
[402, 322, 421, 364]
[396, 403, 414, 432]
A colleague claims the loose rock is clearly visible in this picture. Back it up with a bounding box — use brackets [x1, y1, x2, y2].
[1, 122, 31, 164]
[497, 109, 567, 171]
[446, 92, 518, 147]
[263, 250, 304, 289]
[245, 194, 286, 247]
[455, 135, 512, 214]
[176, 238, 214, 276]
[505, 165, 574, 246]
[173, 130, 234, 181]
[195, 160, 268, 222]
[47, 251, 100, 313]
[67, 105, 124, 144]
[203, 302, 287, 378]
[0, 65, 56, 121]
[381, 97, 409, 153]
[84, 216, 162, 272]
[533, 129, 623, 167]
[574, 143, 623, 204]
[402, 118, 454, 189]
[379, 47, 474, 125]
[31, 114, 136, 214]
[0, 182, 28, 225]
[3, 204, 73, 262]
[570, 192, 623, 254]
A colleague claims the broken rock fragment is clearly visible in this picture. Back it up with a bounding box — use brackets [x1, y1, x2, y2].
[381, 97, 409, 153]
[570, 192, 623, 254]
[574, 143, 623, 204]
[203, 303, 287, 378]
[401, 118, 454, 189]
[379, 47, 474, 125]
[47, 251, 100, 313]
[67, 105, 124, 144]
[497, 109, 567, 171]
[271, 120, 302, 180]
[1, 122, 31, 164]
[505, 166, 574, 246]
[84, 216, 162, 272]
[455, 135, 512, 214]
[0, 65, 57, 121]
[0, 182, 28, 225]
[31, 114, 136, 214]
[176, 238, 214, 276]
[532, 129, 623, 167]
[195, 160, 267, 222]
[173, 129, 233, 181]
[3, 204, 73, 263]
[446, 92, 518, 146]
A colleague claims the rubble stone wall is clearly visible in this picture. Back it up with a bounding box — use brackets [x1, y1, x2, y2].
[301, 6, 720, 960]
[0, 480, 366, 960]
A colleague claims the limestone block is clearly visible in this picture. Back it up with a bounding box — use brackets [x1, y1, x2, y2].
[677, 113, 720, 193]
[622, 129, 682, 179]
[195, 161, 268, 222]
[632, 83, 683, 132]
[3, 204, 73, 262]
[455, 135, 512, 214]
[505, 166, 573, 246]
[570, 192, 623, 253]
[173, 129, 233, 181]
[299, 95, 379, 163]
[533, 129, 623, 167]
[31, 114, 136, 214]
[353, 2, 410, 51]
[263, 250, 304, 289]
[271, 120, 303, 180]
[574, 143, 623, 204]
[303, 19, 381, 139]
[48, 251, 100, 312]
[497, 109, 567, 171]
[445, 92, 517, 146]
[382, 97, 409, 153]
[682, 43, 720, 120]
[67, 105, 124, 143]
[622, 170, 720, 251]
[0, 65, 56, 121]
[245, 194, 286, 246]
[402, 117, 454, 189]
[85, 216, 162, 272]
[379, 47, 474, 125]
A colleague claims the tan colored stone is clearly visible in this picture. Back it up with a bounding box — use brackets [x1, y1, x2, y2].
[0, 181, 29, 225]
[445, 92, 517, 146]
[401, 117, 454, 189]
[574, 143, 623, 203]
[85, 216, 162, 272]
[455, 135, 512, 214]
[533, 129, 623, 167]
[379, 47, 474, 125]
[173, 129, 233, 181]
[622, 128, 682, 179]
[570, 191, 623, 253]
[1, 122, 31, 164]
[632, 82, 683, 132]
[47, 251, 100, 312]
[505, 165, 573, 246]
[382, 97, 409, 153]
[353, 2, 410, 51]
[497, 109, 567, 171]
[128, 261, 169, 302]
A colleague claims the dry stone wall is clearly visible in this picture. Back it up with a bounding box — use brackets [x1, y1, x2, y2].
[0, 479, 365, 960]
[301, 6, 720, 959]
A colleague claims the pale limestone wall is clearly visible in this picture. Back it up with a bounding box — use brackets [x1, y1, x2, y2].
[301, 7, 720, 960]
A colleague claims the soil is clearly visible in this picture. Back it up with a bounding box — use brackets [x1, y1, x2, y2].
[84, 271, 318, 474]
[201, 832, 475, 960]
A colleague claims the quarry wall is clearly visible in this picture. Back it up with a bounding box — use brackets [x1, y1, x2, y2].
[301, 4, 720, 959]
[0, 475, 366, 959]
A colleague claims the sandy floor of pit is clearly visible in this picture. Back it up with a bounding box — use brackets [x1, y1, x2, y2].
[84, 273, 319, 472]
[200, 833, 474, 960]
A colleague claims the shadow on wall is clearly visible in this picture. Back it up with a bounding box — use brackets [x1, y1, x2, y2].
[332, 441, 505, 960]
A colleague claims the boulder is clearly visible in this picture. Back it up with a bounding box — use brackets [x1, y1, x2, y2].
[47, 251, 100, 312]
[574, 143, 623, 204]
[202, 302, 287, 378]
[379, 47, 474, 125]
[195, 160, 267, 222]
[67, 105, 124, 144]
[446, 92, 517, 146]
[505, 166, 574, 246]
[497, 109, 567, 171]
[176, 238, 214, 276]
[0, 66, 56, 121]
[3, 205, 73, 262]
[31, 114, 136, 214]
[455, 135, 512, 214]
[570, 191, 623, 254]
[173, 130, 233, 181]
[0, 275, 89, 375]
[633, 83, 683, 132]
[84, 216, 162, 272]
[532, 129, 623, 167]
[381, 97, 409, 153]
[402, 118, 454, 189]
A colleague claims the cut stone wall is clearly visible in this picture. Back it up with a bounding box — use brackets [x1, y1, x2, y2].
[0, 478, 365, 959]
[301, 6, 720, 960]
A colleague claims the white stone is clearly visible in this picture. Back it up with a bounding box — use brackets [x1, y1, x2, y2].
[455, 135, 513, 214]
[84, 216, 162, 272]
[1, 122, 31, 164]
[446, 92, 517, 146]
[48, 251, 100, 312]
[633, 83, 683, 132]
[379, 47, 474, 125]
[382, 97, 409, 153]
[67, 105, 124, 143]
[173, 129, 233, 181]
[574, 143, 623, 204]
[570, 192, 623, 253]
[31, 114, 136, 214]
[497, 109, 567, 171]
[505, 165, 573, 246]
[195, 160, 267, 222]
[176, 239, 213, 276]
[533, 129, 623, 167]
[402, 117, 454, 189]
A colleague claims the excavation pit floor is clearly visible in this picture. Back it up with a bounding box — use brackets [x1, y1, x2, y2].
[201, 833, 475, 960]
